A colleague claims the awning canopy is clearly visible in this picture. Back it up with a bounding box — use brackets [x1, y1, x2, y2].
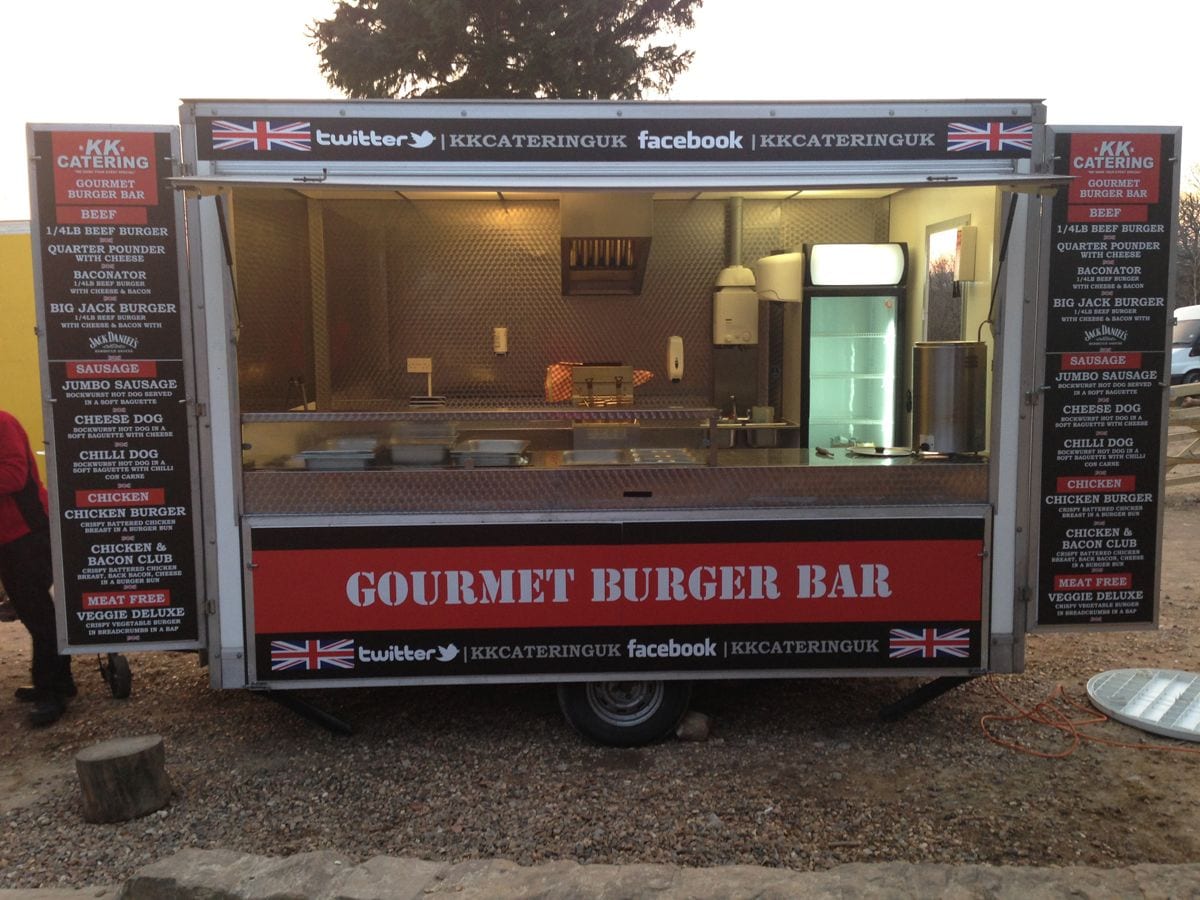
[170, 169, 1072, 198]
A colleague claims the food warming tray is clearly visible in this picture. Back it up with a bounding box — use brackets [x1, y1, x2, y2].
[387, 442, 450, 466]
[450, 439, 530, 467]
[388, 421, 456, 466]
[297, 436, 380, 470]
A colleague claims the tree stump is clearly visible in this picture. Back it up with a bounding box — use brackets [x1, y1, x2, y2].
[75, 734, 172, 823]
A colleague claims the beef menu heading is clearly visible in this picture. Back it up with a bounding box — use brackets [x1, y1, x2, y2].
[1036, 129, 1178, 627]
[28, 126, 202, 650]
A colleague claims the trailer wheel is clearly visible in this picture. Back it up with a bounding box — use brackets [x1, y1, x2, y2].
[557, 680, 691, 747]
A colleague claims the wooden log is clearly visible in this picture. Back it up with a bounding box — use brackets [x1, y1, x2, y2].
[75, 734, 172, 823]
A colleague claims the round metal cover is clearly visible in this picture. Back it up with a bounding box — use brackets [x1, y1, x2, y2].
[848, 446, 913, 458]
[1087, 668, 1200, 743]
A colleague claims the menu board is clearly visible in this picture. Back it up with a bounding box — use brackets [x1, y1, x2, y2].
[1036, 130, 1178, 627]
[28, 126, 202, 649]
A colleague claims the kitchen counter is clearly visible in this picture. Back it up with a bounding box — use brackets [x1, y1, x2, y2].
[242, 446, 988, 517]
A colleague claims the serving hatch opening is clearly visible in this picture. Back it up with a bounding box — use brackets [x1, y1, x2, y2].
[560, 192, 653, 296]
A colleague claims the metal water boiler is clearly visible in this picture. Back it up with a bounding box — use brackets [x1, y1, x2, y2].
[911, 341, 988, 454]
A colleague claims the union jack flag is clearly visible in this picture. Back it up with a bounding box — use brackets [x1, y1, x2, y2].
[946, 121, 1033, 153]
[270, 638, 356, 671]
[888, 627, 971, 659]
[211, 120, 312, 152]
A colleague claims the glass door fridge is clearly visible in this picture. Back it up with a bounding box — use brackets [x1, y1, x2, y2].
[801, 243, 907, 449]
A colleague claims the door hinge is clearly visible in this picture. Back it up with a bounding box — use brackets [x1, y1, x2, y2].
[1023, 385, 1049, 406]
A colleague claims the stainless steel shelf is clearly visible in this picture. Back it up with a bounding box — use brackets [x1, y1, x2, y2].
[243, 406, 720, 424]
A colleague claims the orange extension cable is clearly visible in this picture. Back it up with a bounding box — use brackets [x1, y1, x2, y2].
[980, 676, 1200, 759]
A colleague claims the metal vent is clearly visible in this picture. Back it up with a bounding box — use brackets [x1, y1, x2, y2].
[560, 193, 653, 295]
[561, 236, 651, 295]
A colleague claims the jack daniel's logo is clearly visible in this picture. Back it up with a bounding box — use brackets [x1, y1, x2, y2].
[1082, 324, 1129, 346]
[88, 331, 139, 353]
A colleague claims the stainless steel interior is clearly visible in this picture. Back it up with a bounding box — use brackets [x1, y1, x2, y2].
[230, 193, 889, 412]
[230, 188, 991, 518]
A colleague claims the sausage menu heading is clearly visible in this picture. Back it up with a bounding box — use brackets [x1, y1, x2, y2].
[29, 127, 201, 649]
[1037, 130, 1178, 627]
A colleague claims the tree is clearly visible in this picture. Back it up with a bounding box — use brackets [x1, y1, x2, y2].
[309, 0, 702, 100]
[1178, 165, 1200, 309]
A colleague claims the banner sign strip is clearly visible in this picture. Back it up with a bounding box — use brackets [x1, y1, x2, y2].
[195, 115, 1035, 164]
[255, 622, 983, 680]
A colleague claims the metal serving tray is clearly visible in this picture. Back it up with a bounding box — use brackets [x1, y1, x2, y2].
[297, 435, 381, 470]
[297, 450, 377, 470]
[450, 439, 530, 467]
[388, 442, 451, 466]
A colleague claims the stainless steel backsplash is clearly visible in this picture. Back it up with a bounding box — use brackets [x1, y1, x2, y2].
[232, 194, 888, 411]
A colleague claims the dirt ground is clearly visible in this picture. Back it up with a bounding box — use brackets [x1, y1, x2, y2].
[2, 488, 1200, 888]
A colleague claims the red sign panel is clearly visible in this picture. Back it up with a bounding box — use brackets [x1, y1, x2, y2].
[1061, 352, 1142, 370]
[50, 131, 159, 207]
[65, 360, 159, 378]
[75, 487, 166, 507]
[1054, 475, 1136, 494]
[1066, 133, 1161, 208]
[253, 537, 984, 634]
[82, 590, 172, 610]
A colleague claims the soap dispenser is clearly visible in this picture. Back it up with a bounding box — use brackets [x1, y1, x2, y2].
[667, 336, 684, 382]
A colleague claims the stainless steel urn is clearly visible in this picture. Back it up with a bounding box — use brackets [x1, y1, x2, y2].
[911, 341, 988, 454]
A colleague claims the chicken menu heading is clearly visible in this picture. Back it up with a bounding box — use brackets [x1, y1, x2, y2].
[1037, 130, 1178, 627]
[28, 126, 202, 650]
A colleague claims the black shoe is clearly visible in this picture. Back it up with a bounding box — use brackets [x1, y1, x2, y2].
[29, 696, 65, 727]
[15, 681, 77, 702]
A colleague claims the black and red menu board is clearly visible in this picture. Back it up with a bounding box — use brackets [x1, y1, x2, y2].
[1037, 129, 1179, 627]
[28, 126, 202, 649]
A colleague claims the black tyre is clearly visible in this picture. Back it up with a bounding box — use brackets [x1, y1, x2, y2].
[1184, 370, 1200, 384]
[100, 653, 133, 699]
[557, 679, 691, 747]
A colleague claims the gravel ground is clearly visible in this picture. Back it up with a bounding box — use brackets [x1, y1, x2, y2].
[2, 493, 1200, 890]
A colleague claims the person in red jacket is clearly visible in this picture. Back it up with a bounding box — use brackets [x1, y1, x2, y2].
[0, 410, 73, 726]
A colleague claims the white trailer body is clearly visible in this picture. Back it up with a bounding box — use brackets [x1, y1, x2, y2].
[27, 101, 1181, 743]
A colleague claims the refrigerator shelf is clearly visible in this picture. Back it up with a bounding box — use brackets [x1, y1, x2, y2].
[810, 372, 887, 380]
[809, 331, 892, 339]
[811, 417, 890, 425]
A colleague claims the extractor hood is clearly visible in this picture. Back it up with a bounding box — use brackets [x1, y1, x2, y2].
[560, 192, 652, 296]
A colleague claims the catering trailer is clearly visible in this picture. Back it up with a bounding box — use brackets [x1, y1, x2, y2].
[27, 100, 1182, 744]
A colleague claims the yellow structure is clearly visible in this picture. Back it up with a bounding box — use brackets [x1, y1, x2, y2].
[0, 220, 47, 478]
